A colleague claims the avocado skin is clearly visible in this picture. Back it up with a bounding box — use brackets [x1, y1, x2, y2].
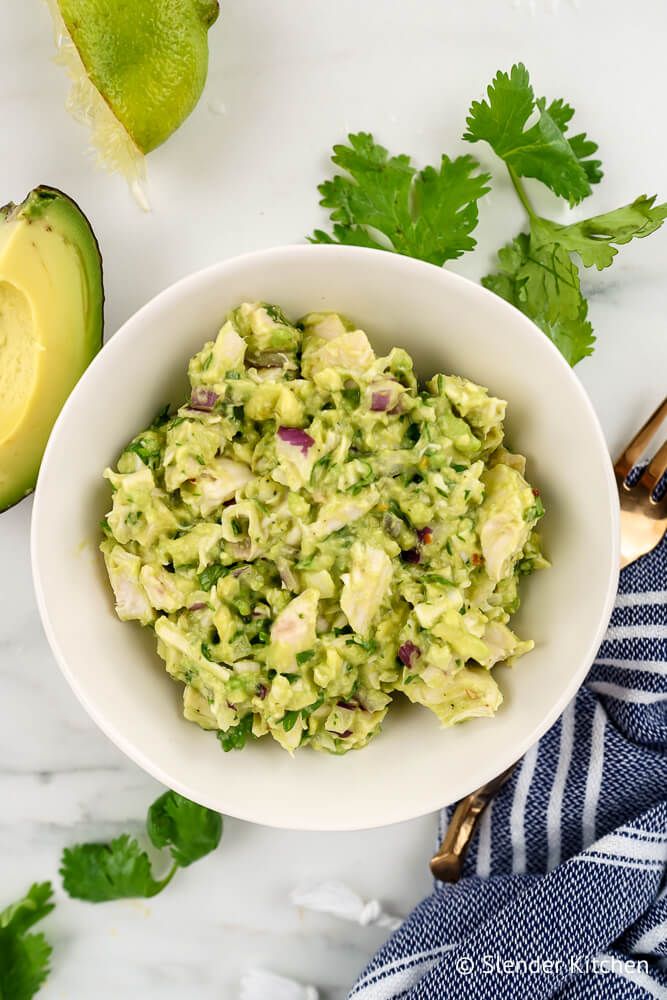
[0, 186, 104, 513]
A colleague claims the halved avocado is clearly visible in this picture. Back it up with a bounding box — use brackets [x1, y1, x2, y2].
[0, 187, 103, 511]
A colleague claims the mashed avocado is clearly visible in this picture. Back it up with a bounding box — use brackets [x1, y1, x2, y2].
[101, 303, 548, 755]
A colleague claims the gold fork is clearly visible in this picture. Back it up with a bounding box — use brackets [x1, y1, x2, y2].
[614, 397, 667, 567]
[430, 397, 667, 882]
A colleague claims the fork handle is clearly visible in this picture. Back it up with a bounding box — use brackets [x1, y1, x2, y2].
[429, 792, 489, 882]
[430, 764, 517, 882]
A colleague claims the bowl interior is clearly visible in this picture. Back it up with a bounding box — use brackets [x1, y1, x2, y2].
[32, 245, 618, 830]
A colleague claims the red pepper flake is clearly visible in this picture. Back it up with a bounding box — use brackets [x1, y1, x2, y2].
[532, 488, 541, 497]
[471, 552, 483, 566]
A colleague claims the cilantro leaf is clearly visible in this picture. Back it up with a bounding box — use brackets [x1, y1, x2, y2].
[147, 791, 223, 868]
[295, 649, 315, 665]
[125, 434, 162, 470]
[0, 883, 54, 1000]
[282, 709, 300, 732]
[198, 563, 229, 590]
[1, 883, 54, 937]
[464, 63, 601, 205]
[482, 232, 595, 366]
[150, 403, 171, 428]
[531, 195, 667, 269]
[524, 497, 545, 522]
[310, 132, 490, 264]
[543, 97, 603, 186]
[217, 713, 254, 751]
[60, 834, 169, 902]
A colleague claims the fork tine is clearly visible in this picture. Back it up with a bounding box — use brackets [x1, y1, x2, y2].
[614, 397, 667, 481]
[639, 438, 667, 497]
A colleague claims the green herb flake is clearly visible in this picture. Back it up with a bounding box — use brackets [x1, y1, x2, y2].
[282, 710, 300, 732]
[341, 386, 361, 407]
[345, 637, 378, 654]
[524, 497, 545, 522]
[198, 564, 230, 591]
[125, 437, 161, 470]
[423, 574, 456, 587]
[200, 642, 216, 662]
[150, 403, 171, 428]
[218, 714, 254, 751]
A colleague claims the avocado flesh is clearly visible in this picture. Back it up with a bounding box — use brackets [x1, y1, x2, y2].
[0, 187, 103, 512]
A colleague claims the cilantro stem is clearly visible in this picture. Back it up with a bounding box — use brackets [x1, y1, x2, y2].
[507, 165, 537, 221]
[151, 862, 179, 896]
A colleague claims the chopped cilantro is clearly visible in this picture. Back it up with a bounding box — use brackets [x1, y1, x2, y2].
[198, 564, 229, 590]
[296, 649, 315, 665]
[218, 714, 254, 751]
[282, 710, 300, 732]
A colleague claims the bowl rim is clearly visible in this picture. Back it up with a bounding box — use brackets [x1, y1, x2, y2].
[31, 243, 620, 830]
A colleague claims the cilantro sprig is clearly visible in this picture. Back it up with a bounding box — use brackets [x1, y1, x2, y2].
[0, 883, 54, 1000]
[466, 64, 667, 365]
[310, 64, 666, 365]
[309, 132, 490, 264]
[60, 790, 222, 903]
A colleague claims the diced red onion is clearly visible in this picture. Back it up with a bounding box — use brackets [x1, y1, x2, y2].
[398, 641, 420, 667]
[339, 730, 353, 739]
[277, 426, 315, 455]
[231, 565, 249, 578]
[337, 699, 357, 711]
[417, 526, 433, 544]
[190, 387, 218, 411]
[371, 391, 391, 412]
[401, 548, 421, 565]
[188, 602, 207, 611]
[256, 683, 267, 700]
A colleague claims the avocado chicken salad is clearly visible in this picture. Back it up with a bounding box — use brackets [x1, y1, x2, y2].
[101, 303, 548, 755]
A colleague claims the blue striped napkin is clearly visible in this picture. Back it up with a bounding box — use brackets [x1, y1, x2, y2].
[350, 536, 667, 999]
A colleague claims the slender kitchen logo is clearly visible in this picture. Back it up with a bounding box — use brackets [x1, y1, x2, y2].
[455, 954, 650, 976]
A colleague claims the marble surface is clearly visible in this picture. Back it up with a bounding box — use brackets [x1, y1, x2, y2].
[1, 0, 666, 996]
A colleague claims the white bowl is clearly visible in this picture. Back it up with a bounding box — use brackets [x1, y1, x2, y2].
[31, 245, 619, 831]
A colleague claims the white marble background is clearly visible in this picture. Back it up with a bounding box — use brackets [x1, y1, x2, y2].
[1, 1, 666, 996]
